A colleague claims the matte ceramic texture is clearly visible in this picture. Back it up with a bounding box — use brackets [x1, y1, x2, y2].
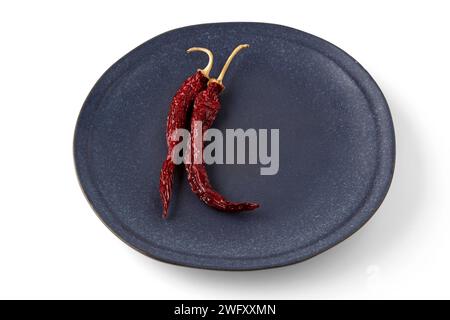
[74, 22, 395, 270]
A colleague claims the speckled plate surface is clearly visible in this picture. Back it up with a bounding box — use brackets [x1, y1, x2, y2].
[74, 22, 395, 270]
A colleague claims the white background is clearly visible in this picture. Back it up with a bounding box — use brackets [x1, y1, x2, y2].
[1, 0, 449, 300]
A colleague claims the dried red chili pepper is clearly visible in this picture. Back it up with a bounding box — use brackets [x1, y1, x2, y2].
[160, 47, 213, 218]
[186, 44, 259, 212]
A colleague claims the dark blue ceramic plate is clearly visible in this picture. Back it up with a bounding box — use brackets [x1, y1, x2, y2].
[74, 23, 395, 270]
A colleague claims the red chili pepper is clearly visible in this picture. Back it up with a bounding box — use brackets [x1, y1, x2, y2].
[186, 44, 259, 212]
[160, 47, 213, 218]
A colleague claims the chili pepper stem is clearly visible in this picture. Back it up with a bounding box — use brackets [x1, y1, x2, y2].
[186, 47, 214, 78]
[211, 44, 249, 87]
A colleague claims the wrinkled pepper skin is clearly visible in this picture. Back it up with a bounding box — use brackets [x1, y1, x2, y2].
[159, 71, 209, 217]
[185, 82, 259, 212]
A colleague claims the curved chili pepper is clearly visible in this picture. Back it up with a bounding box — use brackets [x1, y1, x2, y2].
[159, 47, 213, 218]
[186, 44, 259, 212]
